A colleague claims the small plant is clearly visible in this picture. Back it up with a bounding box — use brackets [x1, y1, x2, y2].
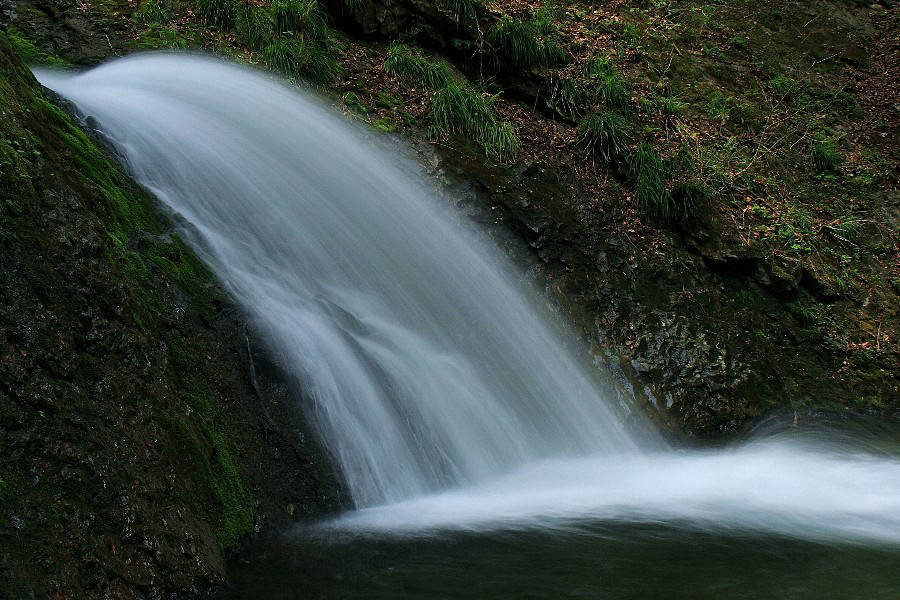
[134, 0, 169, 24]
[810, 138, 842, 174]
[196, 0, 238, 27]
[384, 43, 456, 89]
[431, 82, 519, 161]
[445, 0, 479, 24]
[706, 90, 733, 118]
[701, 41, 726, 60]
[487, 4, 567, 70]
[577, 111, 632, 162]
[631, 143, 673, 220]
[270, 0, 327, 37]
[770, 75, 798, 99]
[656, 95, 686, 116]
[585, 56, 631, 113]
[234, 3, 273, 50]
[482, 119, 520, 162]
[549, 77, 582, 119]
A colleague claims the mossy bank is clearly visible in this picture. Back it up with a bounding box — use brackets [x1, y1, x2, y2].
[0, 29, 341, 598]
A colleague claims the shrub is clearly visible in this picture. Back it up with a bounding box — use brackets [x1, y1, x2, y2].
[577, 111, 632, 162]
[384, 43, 456, 89]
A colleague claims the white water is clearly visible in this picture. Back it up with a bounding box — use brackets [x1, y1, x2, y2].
[38, 54, 900, 545]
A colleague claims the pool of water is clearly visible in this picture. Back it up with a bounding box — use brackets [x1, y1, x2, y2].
[222, 522, 900, 599]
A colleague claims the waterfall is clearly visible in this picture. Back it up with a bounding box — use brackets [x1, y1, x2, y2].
[38, 54, 643, 508]
[38, 55, 900, 544]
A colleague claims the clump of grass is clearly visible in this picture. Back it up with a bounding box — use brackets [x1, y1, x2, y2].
[134, 0, 170, 24]
[770, 75, 799, 99]
[432, 81, 519, 161]
[549, 77, 583, 119]
[656, 95, 686, 116]
[706, 90, 733, 118]
[445, 0, 479, 24]
[256, 0, 342, 84]
[197, 0, 238, 27]
[584, 55, 631, 113]
[482, 119, 519, 162]
[671, 180, 709, 221]
[810, 138, 842, 174]
[487, 3, 567, 69]
[631, 143, 673, 220]
[271, 0, 327, 37]
[577, 111, 632, 162]
[384, 43, 456, 89]
[235, 3, 273, 50]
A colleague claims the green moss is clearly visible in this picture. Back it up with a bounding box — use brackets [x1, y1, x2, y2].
[372, 117, 398, 133]
[376, 91, 401, 108]
[6, 26, 68, 66]
[127, 25, 188, 49]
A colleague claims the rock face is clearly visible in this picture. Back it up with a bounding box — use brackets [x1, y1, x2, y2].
[0, 30, 342, 598]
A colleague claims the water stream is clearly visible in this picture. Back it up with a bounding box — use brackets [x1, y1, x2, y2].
[37, 54, 900, 596]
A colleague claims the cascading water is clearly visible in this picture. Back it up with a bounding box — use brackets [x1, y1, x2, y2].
[37, 55, 900, 547]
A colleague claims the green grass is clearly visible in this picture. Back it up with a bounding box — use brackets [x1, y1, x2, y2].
[134, 0, 170, 24]
[271, 0, 328, 37]
[631, 143, 675, 220]
[577, 111, 632, 162]
[585, 56, 631, 113]
[196, 0, 238, 28]
[487, 5, 567, 70]
[810, 137, 842, 174]
[384, 43, 456, 89]
[432, 81, 519, 161]
[446, 0, 480, 23]
[235, 3, 273, 50]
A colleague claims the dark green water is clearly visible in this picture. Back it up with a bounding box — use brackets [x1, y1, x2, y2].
[222, 523, 900, 599]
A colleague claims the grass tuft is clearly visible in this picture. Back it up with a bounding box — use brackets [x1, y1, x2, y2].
[631, 143, 673, 220]
[270, 0, 328, 38]
[487, 4, 567, 70]
[196, 0, 238, 28]
[432, 81, 519, 161]
[585, 56, 630, 113]
[134, 0, 170, 24]
[235, 3, 273, 50]
[810, 138, 842, 174]
[577, 111, 632, 162]
[384, 43, 456, 89]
